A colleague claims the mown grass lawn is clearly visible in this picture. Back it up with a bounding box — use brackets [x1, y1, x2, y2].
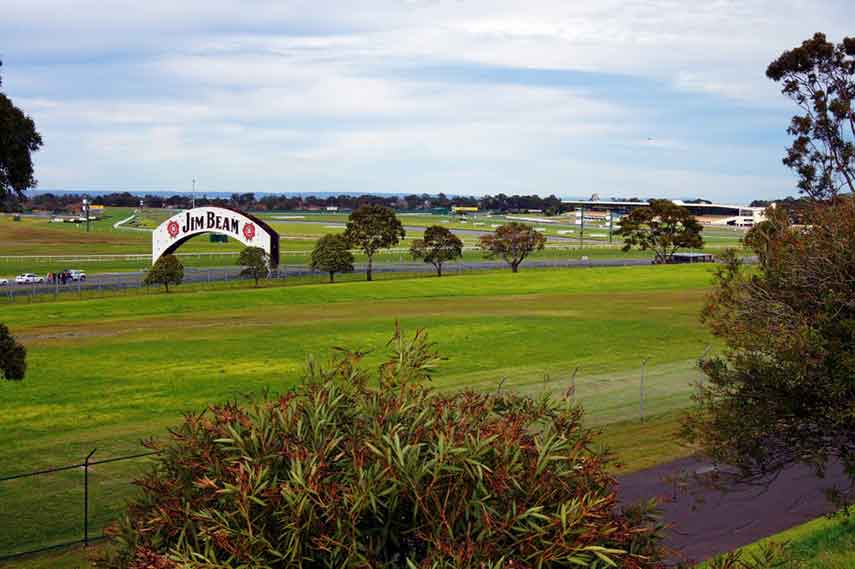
[0, 264, 715, 557]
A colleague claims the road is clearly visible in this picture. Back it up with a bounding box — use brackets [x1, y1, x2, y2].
[1, 257, 659, 298]
[619, 456, 847, 564]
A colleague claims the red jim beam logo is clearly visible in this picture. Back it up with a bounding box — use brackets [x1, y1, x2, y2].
[167, 220, 180, 238]
[242, 222, 256, 241]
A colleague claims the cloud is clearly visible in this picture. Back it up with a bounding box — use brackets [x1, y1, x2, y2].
[3, 0, 853, 200]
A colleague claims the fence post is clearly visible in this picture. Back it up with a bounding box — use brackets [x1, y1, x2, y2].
[698, 345, 711, 388]
[84, 448, 97, 546]
[569, 367, 578, 401]
[640, 357, 650, 422]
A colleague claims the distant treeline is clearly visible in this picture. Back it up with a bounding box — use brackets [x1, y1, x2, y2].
[2, 190, 813, 218]
[9, 191, 572, 214]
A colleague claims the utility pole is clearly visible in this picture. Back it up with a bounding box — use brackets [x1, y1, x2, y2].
[640, 357, 650, 422]
[192, 177, 197, 209]
[83, 198, 90, 233]
[608, 210, 614, 245]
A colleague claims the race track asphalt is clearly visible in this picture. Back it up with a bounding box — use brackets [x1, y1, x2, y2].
[618, 455, 847, 564]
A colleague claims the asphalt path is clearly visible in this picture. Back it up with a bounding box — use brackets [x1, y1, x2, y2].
[619, 456, 847, 564]
[1, 257, 657, 298]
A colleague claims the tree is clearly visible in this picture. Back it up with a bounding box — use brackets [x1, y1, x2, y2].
[143, 255, 184, 293]
[0, 323, 26, 381]
[410, 225, 463, 276]
[0, 61, 43, 200]
[102, 326, 665, 568]
[310, 234, 354, 283]
[479, 222, 545, 273]
[616, 199, 703, 263]
[766, 33, 855, 201]
[682, 199, 855, 507]
[343, 205, 405, 281]
[237, 246, 269, 287]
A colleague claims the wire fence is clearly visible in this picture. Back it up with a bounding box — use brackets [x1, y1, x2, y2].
[0, 354, 710, 561]
[0, 450, 158, 562]
[0, 251, 661, 305]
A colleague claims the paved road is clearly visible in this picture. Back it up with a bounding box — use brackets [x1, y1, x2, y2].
[619, 456, 847, 564]
[1, 257, 657, 298]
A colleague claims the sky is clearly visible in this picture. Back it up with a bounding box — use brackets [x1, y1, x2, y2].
[2, 1, 854, 203]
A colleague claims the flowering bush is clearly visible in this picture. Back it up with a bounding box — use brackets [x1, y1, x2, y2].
[105, 327, 664, 568]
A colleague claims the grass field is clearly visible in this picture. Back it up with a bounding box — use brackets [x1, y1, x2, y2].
[0, 264, 716, 557]
[0, 207, 746, 278]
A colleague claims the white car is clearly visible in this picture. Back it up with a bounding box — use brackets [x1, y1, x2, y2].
[69, 269, 86, 281]
[15, 273, 44, 284]
[0, 278, 8, 286]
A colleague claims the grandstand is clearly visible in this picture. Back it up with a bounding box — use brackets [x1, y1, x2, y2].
[561, 199, 766, 227]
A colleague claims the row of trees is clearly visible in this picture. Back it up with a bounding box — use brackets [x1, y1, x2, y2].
[144, 200, 706, 291]
[7, 190, 570, 215]
[308, 205, 551, 281]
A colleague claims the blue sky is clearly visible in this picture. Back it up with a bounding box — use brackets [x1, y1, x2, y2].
[2, 0, 853, 203]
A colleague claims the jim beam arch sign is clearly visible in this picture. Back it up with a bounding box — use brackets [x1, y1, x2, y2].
[152, 207, 280, 266]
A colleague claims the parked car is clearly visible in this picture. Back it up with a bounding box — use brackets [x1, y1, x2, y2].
[15, 273, 44, 284]
[0, 278, 8, 286]
[68, 269, 87, 281]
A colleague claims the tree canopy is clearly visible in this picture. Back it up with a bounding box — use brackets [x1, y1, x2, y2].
[479, 222, 546, 273]
[143, 255, 184, 293]
[410, 225, 463, 276]
[343, 205, 405, 281]
[766, 33, 855, 200]
[0, 323, 26, 381]
[683, 199, 855, 506]
[0, 61, 43, 201]
[310, 234, 354, 283]
[237, 246, 270, 287]
[616, 199, 703, 263]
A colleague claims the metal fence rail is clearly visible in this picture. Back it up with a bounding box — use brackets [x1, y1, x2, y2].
[0, 450, 159, 562]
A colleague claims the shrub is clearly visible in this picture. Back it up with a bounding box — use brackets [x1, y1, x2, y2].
[0, 323, 26, 380]
[104, 326, 665, 568]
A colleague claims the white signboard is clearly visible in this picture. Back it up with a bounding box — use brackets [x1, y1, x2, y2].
[151, 207, 279, 266]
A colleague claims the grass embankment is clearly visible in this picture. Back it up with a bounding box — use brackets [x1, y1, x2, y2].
[0, 264, 714, 558]
[701, 513, 855, 568]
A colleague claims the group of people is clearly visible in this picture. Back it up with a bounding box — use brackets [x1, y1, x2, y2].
[46, 270, 74, 285]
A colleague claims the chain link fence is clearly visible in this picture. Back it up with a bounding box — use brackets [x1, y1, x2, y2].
[0, 352, 710, 561]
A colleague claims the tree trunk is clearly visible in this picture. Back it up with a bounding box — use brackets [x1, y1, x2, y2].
[329, 271, 335, 283]
[367, 254, 373, 281]
[436, 263, 442, 277]
[511, 261, 519, 273]
[164, 282, 169, 293]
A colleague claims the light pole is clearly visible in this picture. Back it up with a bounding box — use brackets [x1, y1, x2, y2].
[82, 198, 90, 233]
[192, 177, 197, 209]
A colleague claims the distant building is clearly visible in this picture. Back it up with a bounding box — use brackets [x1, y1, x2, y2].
[562, 199, 766, 227]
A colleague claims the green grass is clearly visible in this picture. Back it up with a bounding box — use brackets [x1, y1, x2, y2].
[704, 513, 855, 568]
[0, 264, 716, 558]
[1, 208, 745, 278]
[0, 410, 697, 569]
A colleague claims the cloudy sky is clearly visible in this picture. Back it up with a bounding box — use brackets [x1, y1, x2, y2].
[2, 1, 853, 202]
